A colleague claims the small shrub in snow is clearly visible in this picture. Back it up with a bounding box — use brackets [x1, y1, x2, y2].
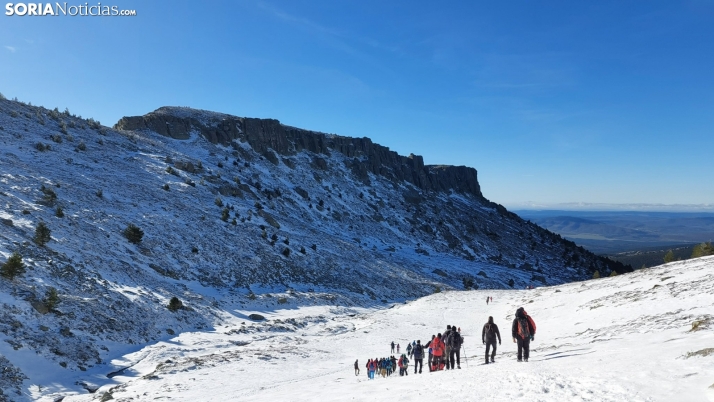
[311, 244, 317, 251]
[35, 142, 48, 152]
[231, 218, 237, 225]
[247, 292, 257, 300]
[221, 208, 230, 221]
[10, 110, 18, 118]
[215, 197, 223, 207]
[162, 183, 170, 191]
[592, 270, 601, 279]
[44, 287, 60, 310]
[39, 185, 57, 206]
[261, 229, 267, 239]
[283, 238, 289, 245]
[277, 297, 288, 304]
[55, 206, 64, 218]
[87, 118, 101, 130]
[22, 209, 31, 215]
[271, 233, 278, 241]
[433, 286, 441, 293]
[59, 121, 68, 134]
[50, 134, 62, 143]
[76, 141, 86, 151]
[508, 278, 515, 287]
[254, 201, 263, 210]
[33, 222, 51, 246]
[282, 248, 291, 257]
[191, 246, 198, 253]
[96, 189, 103, 198]
[166, 166, 178, 176]
[123, 224, 144, 244]
[167, 297, 183, 312]
[300, 246, 306, 254]
[0, 252, 25, 280]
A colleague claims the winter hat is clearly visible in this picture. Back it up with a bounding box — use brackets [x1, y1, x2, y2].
[488, 316, 494, 324]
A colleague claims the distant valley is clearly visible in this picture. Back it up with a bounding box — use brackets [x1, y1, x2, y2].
[515, 210, 714, 263]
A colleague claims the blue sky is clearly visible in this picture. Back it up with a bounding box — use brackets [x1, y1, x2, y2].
[2, 1, 713, 209]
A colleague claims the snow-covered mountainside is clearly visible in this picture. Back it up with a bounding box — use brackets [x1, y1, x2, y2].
[0, 98, 629, 400]
[42, 257, 714, 401]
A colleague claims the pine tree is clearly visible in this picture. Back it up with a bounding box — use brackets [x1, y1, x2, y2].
[663, 250, 675, 263]
[33, 222, 51, 246]
[691, 242, 714, 258]
[44, 287, 60, 310]
[168, 296, 183, 311]
[123, 224, 144, 244]
[0, 252, 25, 280]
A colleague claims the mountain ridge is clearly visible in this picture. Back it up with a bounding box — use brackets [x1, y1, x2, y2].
[0, 97, 629, 398]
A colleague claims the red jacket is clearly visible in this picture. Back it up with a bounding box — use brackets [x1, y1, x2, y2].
[432, 338, 445, 356]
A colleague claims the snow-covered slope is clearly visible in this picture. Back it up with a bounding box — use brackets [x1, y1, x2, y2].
[0, 98, 631, 400]
[45, 256, 714, 402]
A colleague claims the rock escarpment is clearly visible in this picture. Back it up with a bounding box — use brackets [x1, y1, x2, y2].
[115, 107, 482, 198]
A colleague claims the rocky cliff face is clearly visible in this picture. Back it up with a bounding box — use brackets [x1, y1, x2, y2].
[115, 107, 482, 198]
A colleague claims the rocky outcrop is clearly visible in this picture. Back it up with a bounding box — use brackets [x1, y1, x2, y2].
[115, 107, 483, 198]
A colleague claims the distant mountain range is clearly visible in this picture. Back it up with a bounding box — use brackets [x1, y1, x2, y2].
[515, 210, 714, 254]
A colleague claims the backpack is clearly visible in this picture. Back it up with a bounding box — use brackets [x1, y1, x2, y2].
[517, 317, 530, 339]
[449, 331, 463, 348]
[485, 323, 496, 337]
[414, 344, 423, 357]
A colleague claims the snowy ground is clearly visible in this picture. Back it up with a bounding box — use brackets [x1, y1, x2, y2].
[32, 256, 713, 402]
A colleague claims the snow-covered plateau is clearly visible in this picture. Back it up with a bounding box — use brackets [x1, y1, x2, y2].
[56, 256, 714, 402]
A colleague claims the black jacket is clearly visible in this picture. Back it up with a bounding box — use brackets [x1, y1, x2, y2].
[482, 322, 501, 343]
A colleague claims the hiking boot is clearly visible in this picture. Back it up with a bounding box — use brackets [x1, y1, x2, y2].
[457, 365, 461, 369]
[517, 359, 522, 362]
[491, 358, 495, 363]
[524, 359, 528, 362]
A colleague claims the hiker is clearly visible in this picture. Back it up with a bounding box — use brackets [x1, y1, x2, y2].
[486, 296, 489, 305]
[446, 323, 464, 369]
[391, 355, 398, 375]
[443, 325, 452, 369]
[398, 354, 409, 376]
[397, 343, 400, 353]
[367, 358, 376, 379]
[406, 342, 413, 357]
[381, 358, 388, 378]
[355, 359, 360, 375]
[391, 341, 395, 353]
[432, 333, 445, 371]
[482, 316, 502, 364]
[512, 307, 536, 362]
[412, 340, 424, 374]
[424, 335, 436, 371]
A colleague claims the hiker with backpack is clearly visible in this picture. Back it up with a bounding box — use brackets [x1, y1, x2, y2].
[398, 354, 409, 376]
[391, 341, 395, 353]
[446, 323, 464, 369]
[412, 340, 424, 374]
[406, 342, 413, 357]
[482, 316, 501, 364]
[397, 343, 400, 354]
[443, 325, 453, 369]
[355, 359, 360, 376]
[512, 307, 536, 362]
[486, 296, 489, 305]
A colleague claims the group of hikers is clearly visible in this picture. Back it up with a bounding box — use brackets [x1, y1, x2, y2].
[355, 307, 537, 379]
